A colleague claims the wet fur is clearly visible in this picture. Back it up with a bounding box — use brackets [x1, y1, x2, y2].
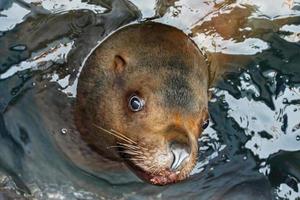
[75, 22, 209, 184]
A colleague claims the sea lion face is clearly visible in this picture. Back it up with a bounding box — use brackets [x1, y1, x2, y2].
[76, 22, 209, 185]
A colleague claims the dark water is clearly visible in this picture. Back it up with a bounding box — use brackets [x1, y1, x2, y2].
[0, 0, 300, 199]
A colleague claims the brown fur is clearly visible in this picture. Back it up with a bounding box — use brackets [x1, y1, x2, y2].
[75, 22, 210, 185]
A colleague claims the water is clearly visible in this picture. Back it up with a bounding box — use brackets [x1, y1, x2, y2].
[0, 0, 300, 199]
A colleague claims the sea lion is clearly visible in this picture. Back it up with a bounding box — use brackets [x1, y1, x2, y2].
[75, 22, 211, 185]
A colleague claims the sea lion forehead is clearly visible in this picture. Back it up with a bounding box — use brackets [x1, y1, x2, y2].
[106, 22, 201, 56]
[162, 74, 199, 112]
[96, 22, 206, 74]
[115, 22, 188, 41]
[136, 55, 191, 74]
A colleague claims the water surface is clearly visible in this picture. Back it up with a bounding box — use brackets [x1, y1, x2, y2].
[0, 0, 300, 199]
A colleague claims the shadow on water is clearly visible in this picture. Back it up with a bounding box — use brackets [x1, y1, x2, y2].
[0, 0, 300, 199]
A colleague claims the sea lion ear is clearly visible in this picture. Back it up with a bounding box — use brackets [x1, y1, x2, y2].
[113, 55, 126, 74]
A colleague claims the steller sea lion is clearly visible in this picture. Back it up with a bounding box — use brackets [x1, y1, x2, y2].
[75, 22, 212, 185]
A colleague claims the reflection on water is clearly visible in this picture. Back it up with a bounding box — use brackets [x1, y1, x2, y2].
[0, 0, 300, 199]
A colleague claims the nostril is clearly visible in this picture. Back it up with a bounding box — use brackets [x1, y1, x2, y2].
[170, 141, 190, 171]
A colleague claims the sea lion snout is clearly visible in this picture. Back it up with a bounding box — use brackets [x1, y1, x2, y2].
[170, 141, 191, 171]
[165, 126, 192, 171]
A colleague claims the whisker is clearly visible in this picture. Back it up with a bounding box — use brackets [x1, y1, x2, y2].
[118, 141, 148, 151]
[110, 129, 137, 144]
[129, 158, 145, 161]
[106, 145, 124, 149]
[107, 146, 144, 158]
[93, 125, 134, 144]
[118, 150, 143, 156]
[117, 142, 141, 150]
[147, 164, 156, 171]
[124, 151, 143, 156]
[107, 144, 147, 158]
[107, 144, 140, 152]
[151, 165, 161, 175]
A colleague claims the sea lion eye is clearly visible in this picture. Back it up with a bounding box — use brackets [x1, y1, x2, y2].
[202, 119, 209, 129]
[128, 95, 144, 112]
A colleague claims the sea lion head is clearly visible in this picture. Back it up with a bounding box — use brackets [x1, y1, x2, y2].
[75, 22, 209, 185]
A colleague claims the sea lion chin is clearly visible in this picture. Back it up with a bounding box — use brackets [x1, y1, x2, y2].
[75, 22, 210, 185]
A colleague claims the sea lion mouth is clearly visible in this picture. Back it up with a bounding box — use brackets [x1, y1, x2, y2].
[125, 158, 179, 185]
[119, 148, 180, 185]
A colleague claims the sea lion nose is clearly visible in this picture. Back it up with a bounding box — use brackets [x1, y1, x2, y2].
[170, 141, 190, 171]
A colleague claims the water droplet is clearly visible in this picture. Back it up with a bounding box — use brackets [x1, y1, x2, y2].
[296, 135, 300, 141]
[32, 82, 36, 86]
[10, 44, 27, 51]
[244, 73, 251, 81]
[10, 87, 19, 96]
[172, 10, 179, 17]
[243, 156, 247, 160]
[282, 98, 288, 103]
[263, 70, 277, 78]
[61, 128, 68, 134]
